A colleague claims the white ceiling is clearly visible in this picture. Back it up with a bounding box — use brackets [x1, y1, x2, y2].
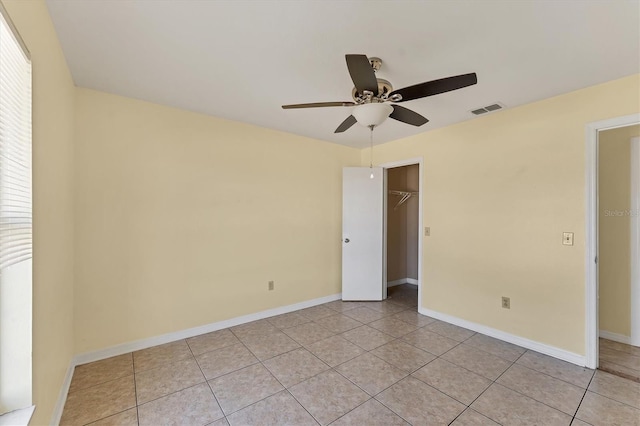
[46, 0, 639, 148]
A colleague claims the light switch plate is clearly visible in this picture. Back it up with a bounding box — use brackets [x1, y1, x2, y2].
[562, 232, 574, 246]
[425, 227, 430, 237]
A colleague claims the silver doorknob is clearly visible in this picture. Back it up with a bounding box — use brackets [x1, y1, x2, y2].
[344, 238, 350, 243]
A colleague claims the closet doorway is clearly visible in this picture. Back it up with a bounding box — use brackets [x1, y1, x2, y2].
[382, 159, 422, 306]
[595, 124, 640, 381]
[585, 113, 640, 370]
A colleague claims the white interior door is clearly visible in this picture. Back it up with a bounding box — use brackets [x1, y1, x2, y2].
[342, 167, 384, 301]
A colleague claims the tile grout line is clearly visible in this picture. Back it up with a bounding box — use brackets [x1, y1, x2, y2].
[68, 355, 140, 425]
[481, 352, 587, 421]
[271, 355, 329, 426]
[134, 380, 226, 416]
[220, 298, 418, 424]
[228, 325, 322, 424]
[186, 337, 229, 425]
[228, 308, 407, 423]
[587, 387, 640, 410]
[495, 361, 594, 411]
[468, 349, 602, 424]
[570, 370, 596, 425]
[133, 345, 202, 399]
[409, 360, 486, 409]
[68, 311, 423, 423]
[305, 304, 468, 423]
[447, 409, 503, 426]
[334, 368, 414, 424]
[510, 357, 595, 389]
[325, 301, 454, 424]
[237, 326, 324, 425]
[130, 344, 213, 408]
[132, 352, 140, 426]
[69, 288, 622, 426]
[365, 337, 436, 375]
[444, 350, 526, 425]
[282, 388, 322, 426]
[370, 385, 424, 426]
[63, 370, 136, 396]
[577, 382, 640, 411]
[60, 291, 423, 424]
[438, 335, 596, 391]
[324, 398, 375, 426]
[323, 331, 416, 425]
[280, 325, 394, 423]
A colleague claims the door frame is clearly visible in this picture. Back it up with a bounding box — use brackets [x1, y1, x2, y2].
[585, 113, 640, 369]
[379, 158, 423, 306]
[631, 136, 640, 347]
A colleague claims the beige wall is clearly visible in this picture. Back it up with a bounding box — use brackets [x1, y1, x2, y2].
[2, 0, 76, 424]
[599, 125, 639, 337]
[74, 88, 360, 353]
[387, 165, 419, 282]
[364, 74, 640, 355]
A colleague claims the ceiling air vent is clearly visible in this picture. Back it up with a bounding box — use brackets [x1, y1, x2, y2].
[470, 102, 505, 116]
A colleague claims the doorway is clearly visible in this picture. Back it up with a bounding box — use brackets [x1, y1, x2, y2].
[385, 164, 420, 305]
[597, 125, 640, 380]
[341, 158, 423, 303]
[380, 158, 423, 307]
[585, 114, 640, 374]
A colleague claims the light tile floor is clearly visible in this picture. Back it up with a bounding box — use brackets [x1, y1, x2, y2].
[599, 337, 640, 383]
[61, 285, 640, 425]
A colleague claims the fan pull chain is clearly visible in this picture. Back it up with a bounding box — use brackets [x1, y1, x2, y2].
[369, 125, 374, 179]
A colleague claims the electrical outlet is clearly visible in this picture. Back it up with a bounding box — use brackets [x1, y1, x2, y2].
[502, 296, 510, 309]
[562, 232, 574, 246]
[268, 281, 274, 291]
[425, 227, 430, 237]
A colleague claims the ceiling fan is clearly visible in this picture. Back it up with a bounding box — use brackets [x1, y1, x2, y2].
[282, 54, 477, 133]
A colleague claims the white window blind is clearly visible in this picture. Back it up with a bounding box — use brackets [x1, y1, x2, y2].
[0, 11, 32, 270]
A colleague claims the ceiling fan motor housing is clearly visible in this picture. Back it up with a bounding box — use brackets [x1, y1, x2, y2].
[351, 78, 394, 103]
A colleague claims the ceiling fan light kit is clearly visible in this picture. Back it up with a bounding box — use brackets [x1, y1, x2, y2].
[282, 54, 478, 134]
[352, 103, 394, 128]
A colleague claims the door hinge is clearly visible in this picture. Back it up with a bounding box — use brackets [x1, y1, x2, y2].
[595, 256, 598, 264]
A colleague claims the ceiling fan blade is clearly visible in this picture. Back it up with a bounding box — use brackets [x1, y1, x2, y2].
[389, 105, 429, 126]
[389, 73, 477, 102]
[282, 101, 356, 109]
[345, 54, 379, 96]
[334, 115, 357, 133]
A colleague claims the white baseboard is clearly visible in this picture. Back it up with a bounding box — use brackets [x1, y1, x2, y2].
[52, 292, 341, 425]
[74, 292, 342, 365]
[599, 330, 632, 345]
[50, 363, 74, 426]
[419, 307, 586, 367]
[387, 279, 406, 287]
[387, 278, 418, 287]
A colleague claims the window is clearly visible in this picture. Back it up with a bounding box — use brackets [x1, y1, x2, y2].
[0, 3, 32, 415]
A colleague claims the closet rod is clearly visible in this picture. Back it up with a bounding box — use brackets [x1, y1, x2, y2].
[389, 190, 418, 210]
